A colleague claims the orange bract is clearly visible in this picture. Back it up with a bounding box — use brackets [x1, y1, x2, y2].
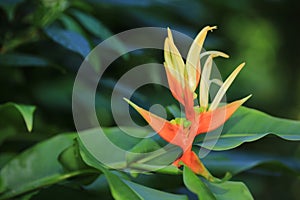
[125, 26, 251, 177]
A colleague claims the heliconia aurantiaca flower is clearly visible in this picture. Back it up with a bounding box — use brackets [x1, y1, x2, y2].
[124, 26, 251, 179]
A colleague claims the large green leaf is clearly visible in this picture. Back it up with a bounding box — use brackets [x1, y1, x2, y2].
[78, 127, 181, 173]
[183, 166, 253, 200]
[202, 150, 300, 176]
[0, 134, 98, 199]
[205, 180, 253, 200]
[85, 162, 187, 200]
[44, 26, 91, 57]
[0, 103, 36, 132]
[195, 106, 300, 151]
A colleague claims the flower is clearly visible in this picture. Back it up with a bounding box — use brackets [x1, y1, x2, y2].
[124, 26, 251, 179]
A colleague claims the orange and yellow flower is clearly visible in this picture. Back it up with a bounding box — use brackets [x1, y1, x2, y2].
[125, 26, 251, 179]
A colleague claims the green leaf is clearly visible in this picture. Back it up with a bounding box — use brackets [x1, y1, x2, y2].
[44, 26, 90, 57]
[0, 53, 52, 67]
[70, 9, 127, 57]
[0, 153, 16, 169]
[78, 127, 181, 173]
[183, 166, 253, 200]
[202, 150, 300, 176]
[183, 166, 216, 200]
[77, 127, 151, 169]
[97, 167, 141, 200]
[0, 134, 98, 199]
[195, 106, 300, 151]
[0, 53, 51, 67]
[59, 14, 86, 35]
[0, 103, 36, 132]
[70, 9, 112, 39]
[89, 164, 187, 200]
[204, 180, 254, 200]
[124, 180, 187, 200]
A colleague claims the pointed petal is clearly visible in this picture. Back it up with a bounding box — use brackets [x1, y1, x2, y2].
[167, 27, 174, 43]
[164, 30, 195, 110]
[200, 50, 229, 59]
[186, 26, 217, 91]
[199, 55, 213, 109]
[209, 62, 245, 111]
[124, 98, 180, 144]
[164, 31, 185, 86]
[197, 95, 251, 134]
[199, 52, 229, 110]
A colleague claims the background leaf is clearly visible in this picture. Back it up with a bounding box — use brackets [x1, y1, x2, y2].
[69, 9, 127, 57]
[44, 26, 91, 57]
[0, 53, 51, 67]
[0, 103, 36, 132]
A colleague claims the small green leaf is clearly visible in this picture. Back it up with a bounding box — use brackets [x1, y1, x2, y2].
[196, 106, 300, 150]
[44, 26, 90, 57]
[0, 103, 36, 132]
[183, 166, 216, 200]
[13, 104, 36, 132]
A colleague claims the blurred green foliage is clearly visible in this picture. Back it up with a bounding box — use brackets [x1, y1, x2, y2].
[0, 0, 299, 199]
